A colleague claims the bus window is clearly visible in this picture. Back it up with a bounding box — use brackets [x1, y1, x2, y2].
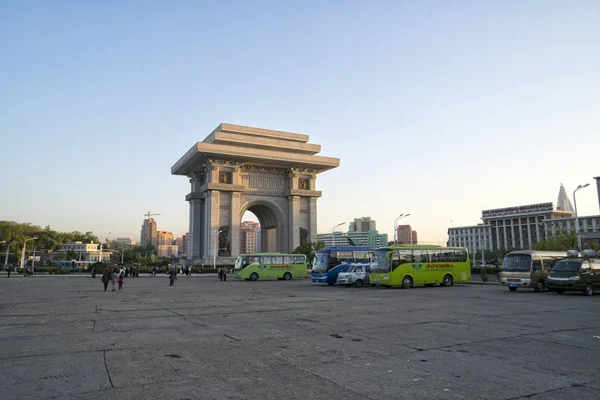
[260, 256, 272, 264]
[453, 250, 467, 262]
[284, 256, 295, 264]
[427, 249, 442, 262]
[354, 250, 367, 260]
[272, 255, 284, 264]
[532, 258, 542, 272]
[413, 250, 428, 262]
[392, 250, 413, 270]
[294, 256, 305, 264]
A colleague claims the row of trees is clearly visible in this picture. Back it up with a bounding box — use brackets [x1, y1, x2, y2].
[0, 221, 101, 264]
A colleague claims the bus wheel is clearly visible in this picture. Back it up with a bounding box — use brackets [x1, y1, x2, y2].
[283, 272, 292, 280]
[534, 280, 545, 292]
[250, 273, 259, 281]
[509, 287, 517, 292]
[442, 274, 453, 287]
[401, 276, 413, 289]
[355, 279, 363, 287]
[583, 284, 594, 296]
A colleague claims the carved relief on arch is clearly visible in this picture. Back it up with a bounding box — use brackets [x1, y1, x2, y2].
[188, 171, 206, 184]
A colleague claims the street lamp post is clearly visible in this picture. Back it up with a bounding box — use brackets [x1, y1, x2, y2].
[99, 232, 111, 262]
[0, 241, 5, 270]
[332, 223, 344, 246]
[113, 250, 124, 264]
[3, 241, 14, 270]
[393, 214, 411, 244]
[213, 229, 223, 270]
[573, 183, 590, 251]
[20, 237, 38, 270]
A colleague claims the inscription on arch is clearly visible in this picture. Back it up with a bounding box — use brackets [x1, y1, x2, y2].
[243, 176, 284, 190]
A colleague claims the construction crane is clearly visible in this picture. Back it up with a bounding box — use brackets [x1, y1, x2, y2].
[144, 211, 161, 219]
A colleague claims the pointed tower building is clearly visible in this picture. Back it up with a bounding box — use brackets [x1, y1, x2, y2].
[557, 184, 575, 213]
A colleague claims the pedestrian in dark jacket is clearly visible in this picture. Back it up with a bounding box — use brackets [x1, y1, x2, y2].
[218, 268, 223, 281]
[101, 270, 110, 292]
[168, 267, 177, 286]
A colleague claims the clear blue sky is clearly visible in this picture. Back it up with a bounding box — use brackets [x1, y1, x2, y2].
[1, 1, 599, 245]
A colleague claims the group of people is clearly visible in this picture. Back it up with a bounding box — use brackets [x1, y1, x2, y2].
[98, 265, 228, 290]
[101, 267, 124, 291]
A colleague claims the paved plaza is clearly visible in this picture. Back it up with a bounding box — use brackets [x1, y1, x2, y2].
[1, 274, 599, 399]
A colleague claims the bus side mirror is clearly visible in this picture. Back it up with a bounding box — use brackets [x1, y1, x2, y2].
[364, 251, 373, 260]
[385, 251, 393, 260]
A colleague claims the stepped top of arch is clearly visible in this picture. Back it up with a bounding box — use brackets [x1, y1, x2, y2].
[172, 123, 340, 175]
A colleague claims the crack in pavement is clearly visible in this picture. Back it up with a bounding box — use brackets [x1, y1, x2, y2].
[103, 350, 114, 388]
[502, 382, 600, 400]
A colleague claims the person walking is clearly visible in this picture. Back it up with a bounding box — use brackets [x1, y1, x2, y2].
[101, 269, 110, 292]
[118, 273, 124, 291]
[168, 267, 177, 286]
[6, 266, 11, 278]
[218, 267, 223, 282]
[223, 268, 227, 281]
[111, 268, 118, 291]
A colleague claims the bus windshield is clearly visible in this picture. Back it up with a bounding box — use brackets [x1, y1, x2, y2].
[501, 254, 531, 272]
[312, 252, 330, 273]
[370, 249, 390, 273]
[235, 255, 261, 270]
[235, 256, 244, 270]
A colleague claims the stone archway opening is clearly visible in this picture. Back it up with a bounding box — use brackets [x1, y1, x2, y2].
[240, 202, 282, 253]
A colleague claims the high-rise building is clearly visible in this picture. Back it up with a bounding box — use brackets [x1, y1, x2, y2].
[175, 236, 184, 255]
[557, 183, 575, 213]
[157, 231, 173, 247]
[348, 217, 376, 233]
[140, 218, 157, 248]
[240, 221, 259, 253]
[411, 230, 418, 244]
[318, 216, 387, 247]
[397, 225, 414, 244]
[157, 245, 179, 257]
[256, 228, 262, 252]
[316, 231, 389, 247]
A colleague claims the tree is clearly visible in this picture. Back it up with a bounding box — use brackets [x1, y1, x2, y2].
[532, 230, 578, 251]
[292, 241, 325, 266]
[66, 249, 77, 260]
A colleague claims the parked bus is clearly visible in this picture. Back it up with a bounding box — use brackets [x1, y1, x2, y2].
[234, 253, 308, 281]
[58, 260, 95, 270]
[499, 250, 567, 292]
[311, 246, 371, 285]
[369, 244, 470, 288]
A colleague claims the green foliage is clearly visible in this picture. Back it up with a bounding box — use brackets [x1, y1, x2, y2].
[292, 241, 325, 265]
[480, 267, 489, 282]
[0, 221, 100, 257]
[531, 230, 578, 251]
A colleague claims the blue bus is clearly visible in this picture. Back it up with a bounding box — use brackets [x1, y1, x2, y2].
[311, 246, 371, 285]
[58, 260, 94, 270]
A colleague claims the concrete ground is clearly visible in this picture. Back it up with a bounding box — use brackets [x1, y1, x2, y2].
[0, 275, 599, 400]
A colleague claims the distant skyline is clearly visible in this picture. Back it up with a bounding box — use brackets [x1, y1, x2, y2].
[1, 1, 599, 245]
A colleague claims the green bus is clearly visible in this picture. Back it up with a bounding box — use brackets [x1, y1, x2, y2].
[369, 244, 470, 288]
[234, 253, 308, 281]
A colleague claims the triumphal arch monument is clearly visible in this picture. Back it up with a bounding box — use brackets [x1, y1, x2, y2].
[172, 123, 339, 265]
